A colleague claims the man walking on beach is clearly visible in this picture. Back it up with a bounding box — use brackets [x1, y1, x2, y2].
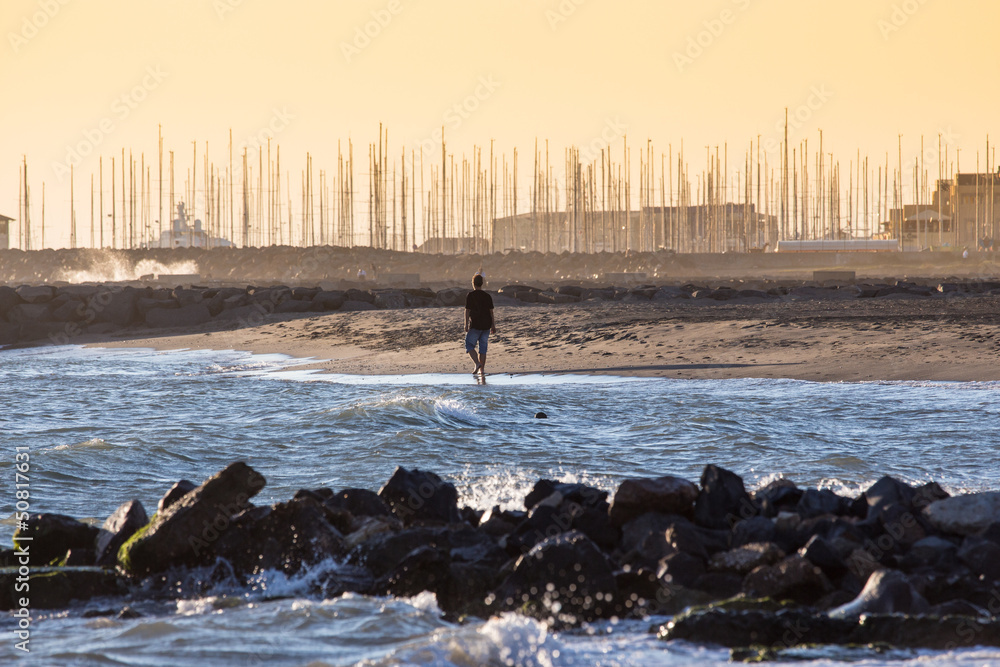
[465, 273, 495, 375]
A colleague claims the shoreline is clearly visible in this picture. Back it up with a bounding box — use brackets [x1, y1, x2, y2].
[74, 296, 1000, 383]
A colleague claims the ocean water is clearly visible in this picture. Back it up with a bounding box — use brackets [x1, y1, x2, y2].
[2, 345, 1000, 666]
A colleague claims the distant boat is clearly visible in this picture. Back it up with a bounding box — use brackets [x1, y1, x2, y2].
[149, 202, 233, 249]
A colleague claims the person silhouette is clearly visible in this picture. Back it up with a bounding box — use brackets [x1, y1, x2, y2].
[464, 273, 495, 375]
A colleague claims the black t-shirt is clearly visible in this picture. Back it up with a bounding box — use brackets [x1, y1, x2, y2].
[466, 290, 494, 330]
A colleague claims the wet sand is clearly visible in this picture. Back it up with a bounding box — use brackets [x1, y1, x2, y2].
[82, 296, 1000, 382]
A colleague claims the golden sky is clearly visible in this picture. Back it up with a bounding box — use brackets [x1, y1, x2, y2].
[2, 0, 998, 247]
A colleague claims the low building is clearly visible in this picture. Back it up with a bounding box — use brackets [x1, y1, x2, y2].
[0, 214, 12, 249]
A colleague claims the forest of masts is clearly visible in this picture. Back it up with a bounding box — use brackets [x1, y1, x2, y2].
[12, 118, 992, 254]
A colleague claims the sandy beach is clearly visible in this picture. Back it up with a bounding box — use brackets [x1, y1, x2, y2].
[83, 295, 1000, 382]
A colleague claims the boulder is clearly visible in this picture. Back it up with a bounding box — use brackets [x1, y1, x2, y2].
[117, 462, 266, 575]
[923, 491, 1000, 536]
[693, 465, 757, 530]
[709, 542, 784, 575]
[373, 291, 406, 309]
[524, 480, 607, 511]
[608, 476, 698, 527]
[157, 480, 197, 514]
[339, 300, 377, 312]
[492, 531, 618, 622]
[743, 554, 832, 603]
[797, 488, 849, 518]
[14, 514, 100, 565]
[145, 303, 211, 328]
[94, 500, 149, 566]
[326, 488, 390, 518]
[957, 537, 1000, 580]
[92, 287, 139, 327]
[213, 496, 346, 576]
[0, 567, 126, 610]
[15, 285, 56, 304]
[378, 467, 460, 525]
[313, 290, 346, 311]
[828, 569, 929, 620]
[6, 303, 52, 324]
[0, 285, 21, 317]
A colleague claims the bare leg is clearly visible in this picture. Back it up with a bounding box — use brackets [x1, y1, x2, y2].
[468, 349, 482, 374]
[478, 353, 487, 375]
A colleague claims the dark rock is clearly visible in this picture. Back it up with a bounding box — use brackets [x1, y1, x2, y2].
[95, 500, 149, 566]
[608, 476, 698, 527]
[797, 488, 850, 518]
[326, 488, 390, 518]
[313, 290, 346, 310]
[709, 542, 784, 575]
[64, 548, 95, 566]
[864, 475, 916, 522]
[617, 513, 682, 568]
[743, 554, 832, 604]
[146, 303, 211, 328]
[0, 285, 21, 317]
[828, 569, 929, 619]
[15, 285, 56, 304]
[657, 551, 706, 588]
[492, 531, 618, 622]
[157, 480, 196, 514]
[0, 567, 126, 610]
[799, 535, 847, 576]
[523, 480, 607, 511]
[693, 465, 757, 530]
[214, 496, 346, 577]
[344, 288, 376, 304]
[378, 467, 460, 525]
[172, 288, 204, 307]
[957, 537, 1000, 580]
[14, 514, 100, 565]
[373, 291, 406, 309]
[731, 516, 777, 547]
[92, 287, 139, 327]
[274, 299, 313, 314]
[692, 571, 744, 598]
[118, 462, 266, 575]
[479, 507, 526, 539]
[659, 608, 855, 649]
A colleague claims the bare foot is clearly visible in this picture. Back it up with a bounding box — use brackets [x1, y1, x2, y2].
[473, 364, 482, 375]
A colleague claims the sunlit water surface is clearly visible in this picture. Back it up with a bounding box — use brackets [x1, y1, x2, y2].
[2, 345, 999, 666]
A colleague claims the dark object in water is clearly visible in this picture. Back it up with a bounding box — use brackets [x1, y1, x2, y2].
[535, 411, 547, 419]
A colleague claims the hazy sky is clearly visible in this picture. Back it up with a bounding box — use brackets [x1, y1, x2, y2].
[3, 0, 998, 247]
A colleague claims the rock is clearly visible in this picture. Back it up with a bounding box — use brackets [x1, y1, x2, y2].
[657, 551, 707, 588]
[214, 496, 346, 577]
[344, 288, 376, 304]
[693, 465, 757, 530]
[799, 535, 848, 576]
[709, 542, 784, 575]
[6, 303, 52, 324]
[95, 500, 149, 566]
[492, 530, 618, 622]
[864, 476, 916, 521]
[157, 480, 197, 514]
[378, 467, 460, 525]
[51, 298, 86, 322]
[828, 569, 929, 620]
[753, 478, 802, 518]
[326, 488, 390, 518]
[171, 288, 204, 307]
[145, 303, 211, 328]
[118, 462, 266, 575]
[373, 291, 406, 309]
[743, 554, 832, 604]
[0, 567, 126, 610]
[14, 514, 100, 565]
[924, 491, 1000, 536]
[435, 287, 467, 306]
[797, 488, 849, 518]
[92, 287, 139, 327]
[523, 480, 608, 511]
[731, 516, 777, 547]
[905, 535, 958, 567]
[15, 285, 56, 304]
[0, 285, 21, 317]
[313, 290, 346, 310]
[618, 513, 682, 568]
[957, 537, 1000, 580]
[609, 476, 698, 527]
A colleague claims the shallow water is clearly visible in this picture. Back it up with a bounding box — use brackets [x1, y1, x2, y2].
[2, 345, 999, 665]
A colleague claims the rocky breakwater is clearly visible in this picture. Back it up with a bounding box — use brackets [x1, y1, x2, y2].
[4, 277, 999, 348]
[5, 462, 1000, 656]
